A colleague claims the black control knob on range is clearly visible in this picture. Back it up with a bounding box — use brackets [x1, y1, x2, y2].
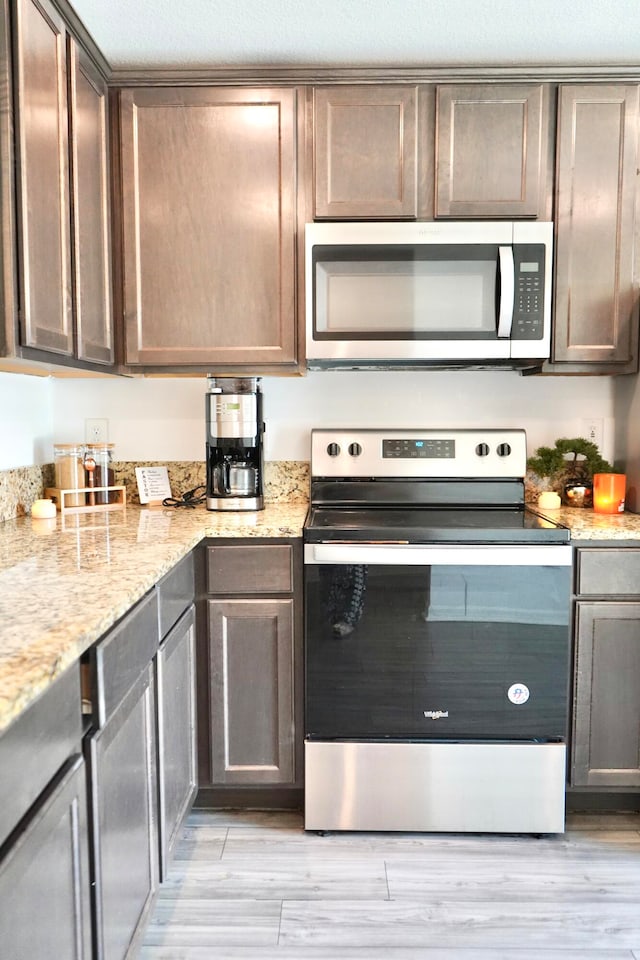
[497, 443, 512, 457]
[327, 443, 340, 457]
[475, 443, 490, 457]
[348, 443, 362, 457]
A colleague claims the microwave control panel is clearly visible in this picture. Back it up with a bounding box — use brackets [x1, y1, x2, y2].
[512, 244, 544, 340]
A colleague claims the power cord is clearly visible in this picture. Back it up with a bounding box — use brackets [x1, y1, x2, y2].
[162, 485, 207, 509]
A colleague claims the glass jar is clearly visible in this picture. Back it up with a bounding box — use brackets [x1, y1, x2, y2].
[54, 443, 86, 507]
[84, 443, 115, 504]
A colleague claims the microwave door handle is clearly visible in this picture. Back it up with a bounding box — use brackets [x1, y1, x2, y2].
[497, 246, 515, 338]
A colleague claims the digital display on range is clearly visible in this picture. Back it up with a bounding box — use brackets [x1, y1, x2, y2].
[382, 438, 455, 459]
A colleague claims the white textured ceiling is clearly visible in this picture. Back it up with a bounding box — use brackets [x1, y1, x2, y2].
[68, 0, 640, 69]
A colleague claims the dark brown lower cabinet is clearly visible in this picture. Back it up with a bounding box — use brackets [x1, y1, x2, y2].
[572, 600, 640, 787]
[0, 755, 91, 960]
[87, 662, 158, 960]
[207, 596, 296, 784]
[156, 604, 197, 877]
[197, 539, 303, 798]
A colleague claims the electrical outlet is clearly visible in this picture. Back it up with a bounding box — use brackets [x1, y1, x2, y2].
[580, 418, 603, 450]
[85, 418, 108, 444]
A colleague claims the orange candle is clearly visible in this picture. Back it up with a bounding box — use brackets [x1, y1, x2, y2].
[593, 473, 626, 514]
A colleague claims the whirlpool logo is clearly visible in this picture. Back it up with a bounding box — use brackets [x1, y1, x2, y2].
[423, 710, 449, 719]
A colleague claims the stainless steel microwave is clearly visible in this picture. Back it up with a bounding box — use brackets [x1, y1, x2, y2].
[305, 221, 553, 371]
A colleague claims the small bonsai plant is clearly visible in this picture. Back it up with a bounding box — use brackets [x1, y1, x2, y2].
[527, 437, 612, 484]
[527, 437, 613, 506]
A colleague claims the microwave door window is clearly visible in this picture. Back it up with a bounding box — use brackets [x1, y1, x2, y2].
[313, 246, 500, 340]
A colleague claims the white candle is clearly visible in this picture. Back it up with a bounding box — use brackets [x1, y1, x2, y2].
[31, 498, 57, 519]
[538, 491, 561, 511]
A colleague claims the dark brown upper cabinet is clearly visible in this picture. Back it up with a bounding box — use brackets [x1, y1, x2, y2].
[68, 36, 113, 365]
[313, 85, 422, 219]
[550, 84, 639, 373]
[118, 86, 298, 369]
[435, 83, 551, 218]
[14, 0, 72, 356]
[12, 0, 113, 366]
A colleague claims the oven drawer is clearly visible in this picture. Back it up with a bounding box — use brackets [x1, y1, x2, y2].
[576, 547, 640, 597]
[305, 741, 566, 833]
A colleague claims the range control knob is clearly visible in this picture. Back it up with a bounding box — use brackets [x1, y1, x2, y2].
[475, 443, 490, 457]
[348, 442, 363, 457]
[326, 442, 341, 457]
[497, 443, 512, 457]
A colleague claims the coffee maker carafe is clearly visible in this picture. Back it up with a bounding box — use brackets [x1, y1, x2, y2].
[206, 377, 265, 511]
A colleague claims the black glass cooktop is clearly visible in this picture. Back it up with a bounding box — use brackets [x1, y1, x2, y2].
[304, 506, 570, 544]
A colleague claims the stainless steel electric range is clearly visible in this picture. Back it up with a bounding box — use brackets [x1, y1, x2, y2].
[303, 428, 572, 834]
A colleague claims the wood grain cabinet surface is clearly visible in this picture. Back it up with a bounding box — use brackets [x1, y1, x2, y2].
[86, 663, 158, 960]
[12, 0, 113, 366]
[313, 85, 420, 219]
[551, 84, 640, 373]
[0, 664, 90, 960]
[0, 756, 91, 960]
[435, 83, 551, 218]
[571, 547, 640, 788]
[118, 86, 298, 369]
[197, 539, 303, 792]
[156, 605, 197, 879]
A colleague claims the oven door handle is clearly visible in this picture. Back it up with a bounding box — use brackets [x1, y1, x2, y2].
[305, 543, 572, 566]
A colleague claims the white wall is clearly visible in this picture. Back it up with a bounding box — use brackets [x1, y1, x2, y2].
[51, 371, 617, 464]
[0, 372, 54, 469]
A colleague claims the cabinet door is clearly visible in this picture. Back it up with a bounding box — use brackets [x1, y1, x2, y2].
[156, 605, 197, 879]
[435, 84, 548, 217]
[0, 756, 91, 960]
[87, 664, 158, 960]
[572, 601, 640, 787]
[14, 0, 72, 355]
[120, 87, 297, 367]
[553, 85, 639, 370]
[68, 36, 113, 365]
[204, 597, 295, 785]
[314, 85, 418, 218]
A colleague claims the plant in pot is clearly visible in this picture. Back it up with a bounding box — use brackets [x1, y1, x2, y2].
[527, 437, 613, 507]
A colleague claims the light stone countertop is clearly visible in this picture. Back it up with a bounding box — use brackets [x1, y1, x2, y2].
[532, 506, 640, 541]
[2, 498, 640, 738]
[0, 501, 308, 736]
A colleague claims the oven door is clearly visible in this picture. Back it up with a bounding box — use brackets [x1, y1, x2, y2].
[304, 542, 572, 742]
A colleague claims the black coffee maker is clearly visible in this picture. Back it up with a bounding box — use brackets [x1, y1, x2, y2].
[206, 377, 265, 511]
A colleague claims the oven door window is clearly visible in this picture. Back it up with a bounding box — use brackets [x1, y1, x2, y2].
[313, 244, 500, 340]
[305, 563, 571, 741]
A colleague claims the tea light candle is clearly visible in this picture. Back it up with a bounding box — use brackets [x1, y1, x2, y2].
[538, 491, 561, 510]
[593, 473, 626, 514]
[31, 498, 57, 519]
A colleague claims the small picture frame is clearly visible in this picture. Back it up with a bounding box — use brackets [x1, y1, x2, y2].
[135, 466, 172, 506]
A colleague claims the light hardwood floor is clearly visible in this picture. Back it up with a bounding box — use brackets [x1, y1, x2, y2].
[139, 809, 640, 960]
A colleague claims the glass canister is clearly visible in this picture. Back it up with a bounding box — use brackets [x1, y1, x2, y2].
[84, 443, 116, 504]
[54, 443, 86, 506]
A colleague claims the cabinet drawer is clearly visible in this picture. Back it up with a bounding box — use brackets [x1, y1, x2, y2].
[157, 551, 194, 637]
[576, 548, 640, 596]
[95, 589, 159, 726]
[206, 544, 293, 595]
[0, 665, 82, 848]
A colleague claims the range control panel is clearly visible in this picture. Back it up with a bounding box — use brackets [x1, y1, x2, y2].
[311, 429, 527, 479]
